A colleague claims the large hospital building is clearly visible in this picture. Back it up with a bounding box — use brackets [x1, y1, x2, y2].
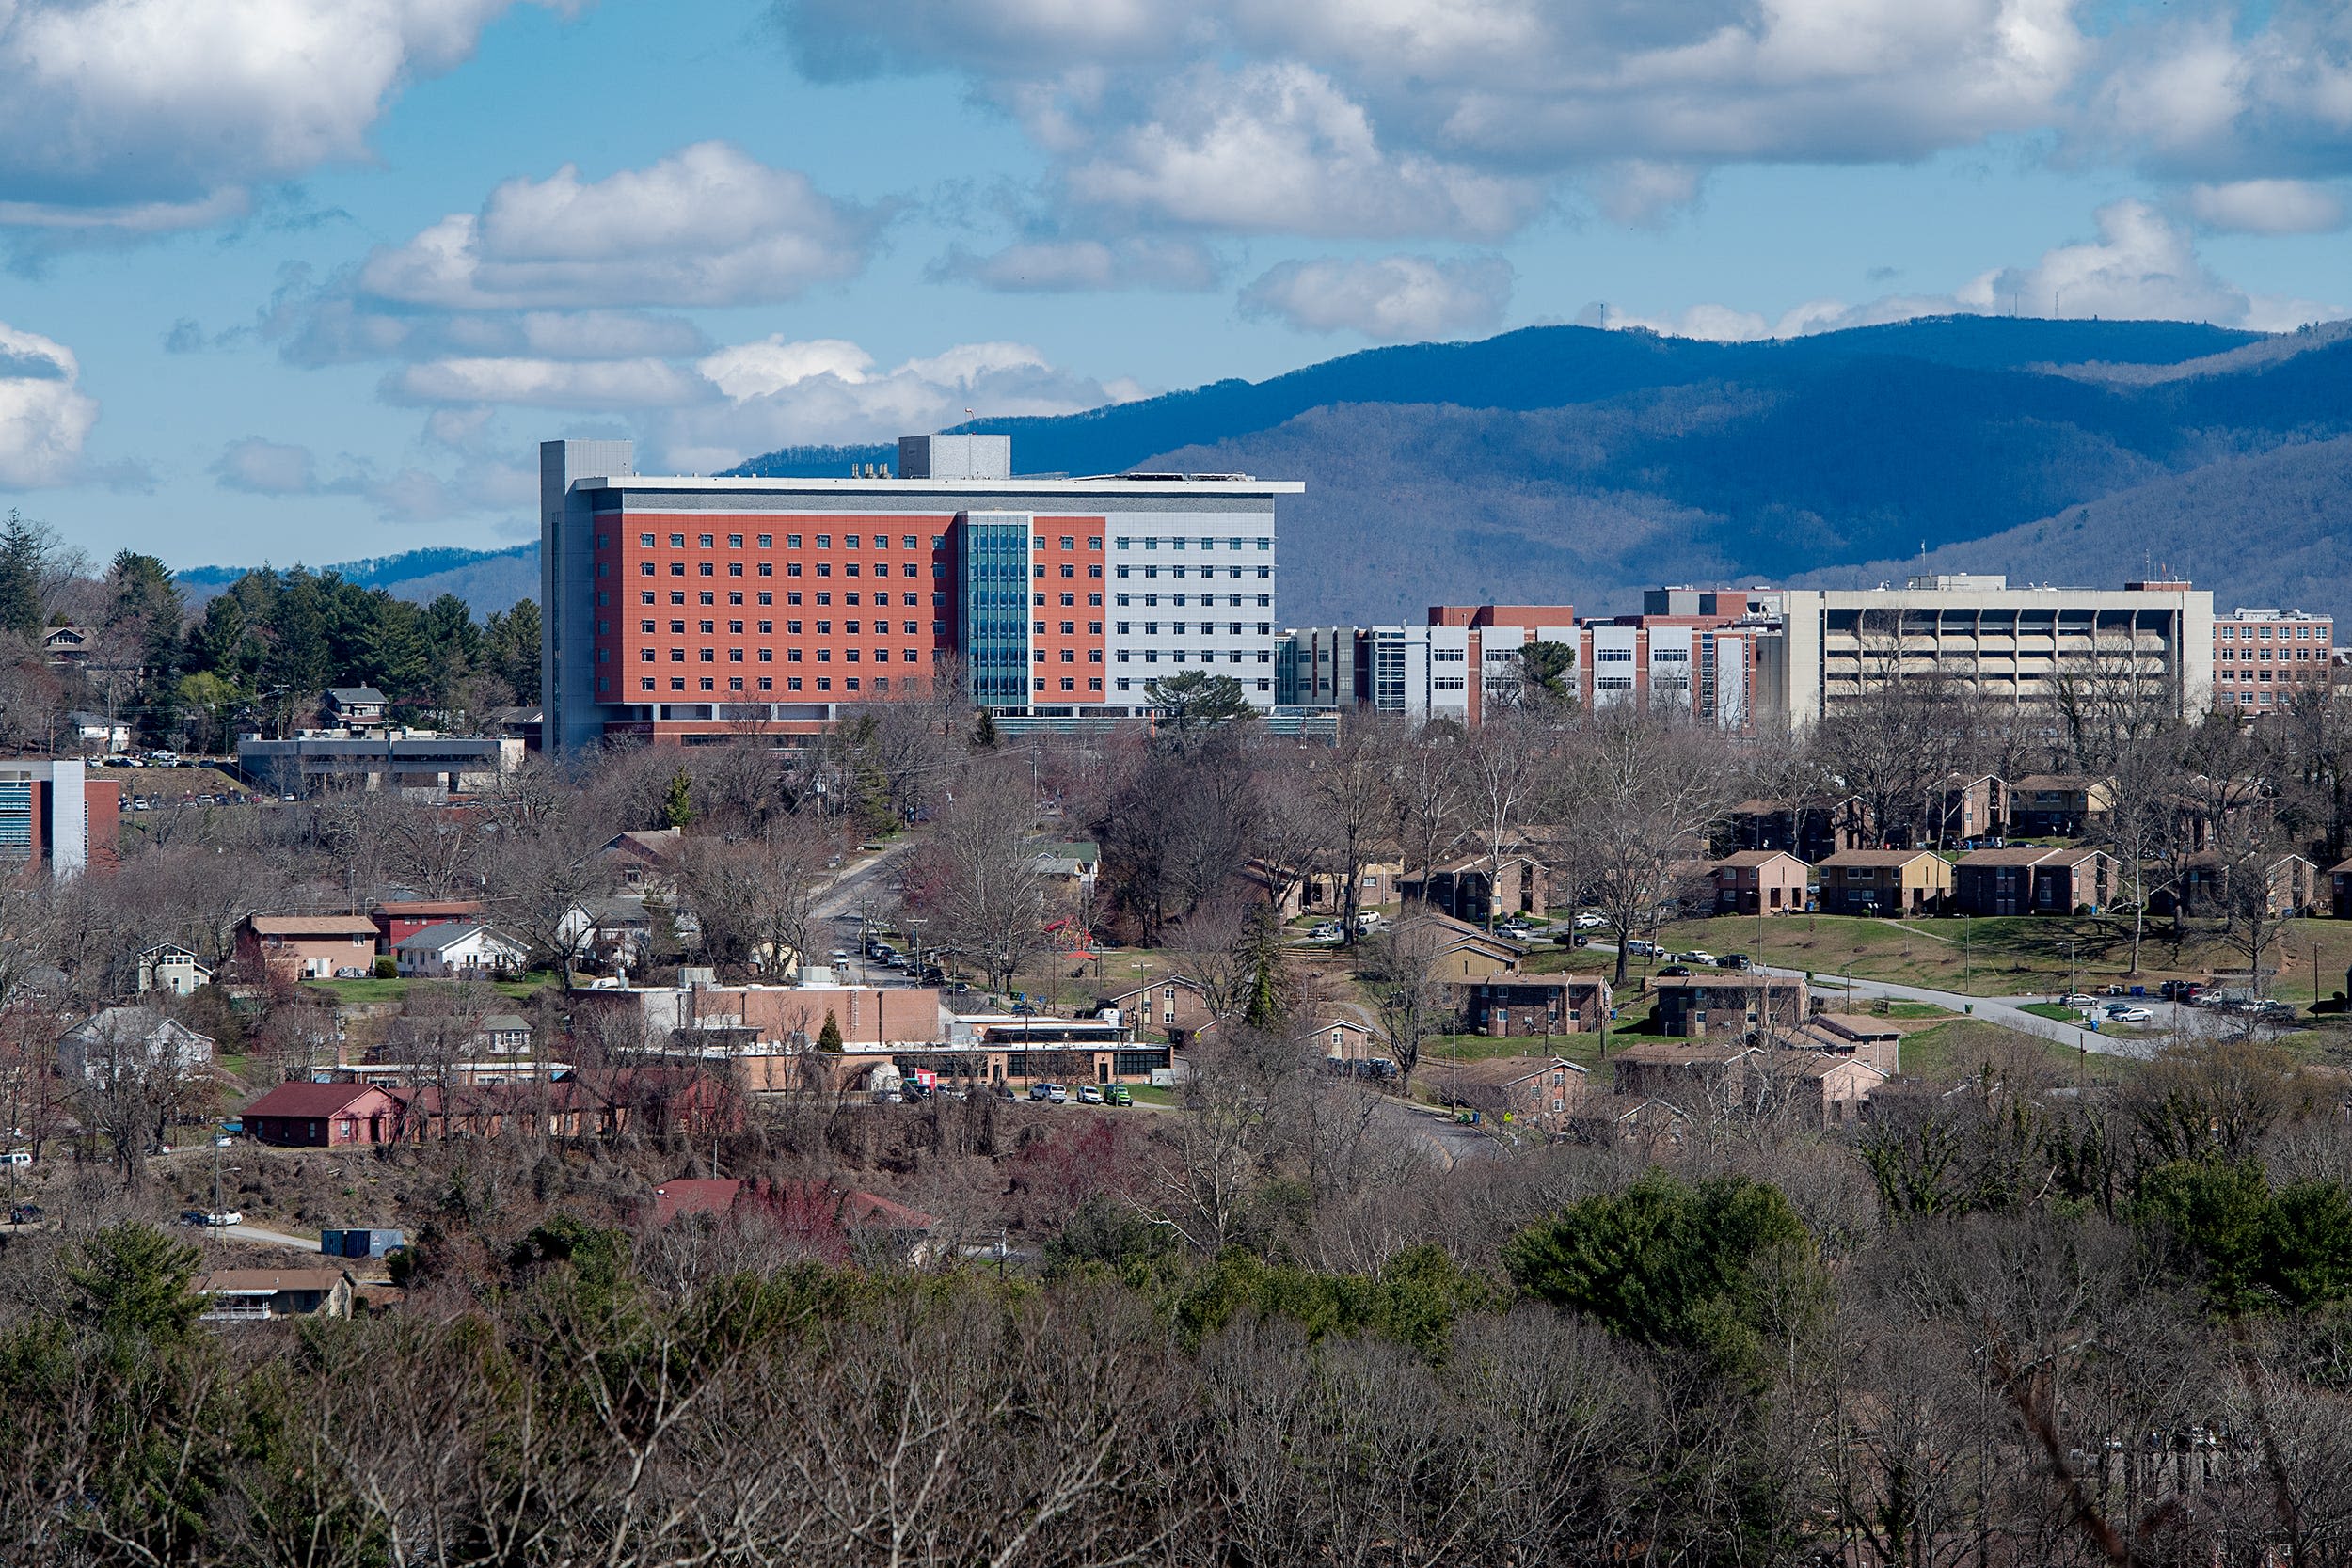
[541, 435, 1300, 753]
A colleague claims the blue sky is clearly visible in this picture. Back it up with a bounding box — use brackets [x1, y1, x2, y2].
[0, 0, 2347, 568]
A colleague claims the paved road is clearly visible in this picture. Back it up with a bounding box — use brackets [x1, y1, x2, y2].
[1594, 942, 2162, 1058]
[215, 1221, 320, 1251]
[812, 844, 913, 983]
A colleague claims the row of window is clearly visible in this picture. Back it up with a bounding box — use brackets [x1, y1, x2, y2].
[612, 675, 909, 694]
[619, 531, 947, 551]
[1115, 593, 1272, 607]
[1114, 565, 1269, 579]
[632, 619, 941, 636]
[635, 560, 935, 579]
[633, 647, 928, 664]
[2220, 623, 2323, 639]
[1112, 650, 1273, 664]
[1115, 622, 1274, 636]
[612, 590, 939, 609]
[2219, 646, 2316, 660]
[1109, 677, 1274, 692]
[1115, 536, 1271, 551]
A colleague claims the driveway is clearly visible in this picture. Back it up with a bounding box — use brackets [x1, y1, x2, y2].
[215, 1221, 320, 1251]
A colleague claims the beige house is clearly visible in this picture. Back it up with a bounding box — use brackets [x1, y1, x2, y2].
[1816, 849, 1953, 917]
[1708, 850, 1810, 916]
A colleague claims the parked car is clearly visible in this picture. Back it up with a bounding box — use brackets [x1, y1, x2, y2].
[1574, 911, 1606, 929]
[1028, 1082, 1068, 1104]
[1353, 911, 1384, 930]
[1075, 1084, 1104, 1104]
[1308, 923, 1343, 942]
[1104, 1085, 1134, 1106]
[2106, 1006, 2153, 1022]
[1657, 964, 1692, 977]
[2058, 993, 2096, 1008]
[1717, 953, 1751, 970]
[1625, 939, 1660, 957]
[7, 1205, 40, 1225]
[205, 1210, 243, 1227]
[1678, 950, 1717, 966]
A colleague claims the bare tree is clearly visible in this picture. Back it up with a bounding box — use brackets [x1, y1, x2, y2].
[1302, 727, 1396, 947]
[676, 828, 835, 979]
[899, 760, 1045, 992]
[1564, 708, 1736, 985]
[2096, 734, 2189, 975]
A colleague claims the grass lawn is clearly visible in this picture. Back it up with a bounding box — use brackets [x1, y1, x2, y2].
[1623, 912, 2352, 1002]
[2019, 1002, 2086, 1023]
[1897, 1018, 2130, 1083]
[302, 970, 560, 1006]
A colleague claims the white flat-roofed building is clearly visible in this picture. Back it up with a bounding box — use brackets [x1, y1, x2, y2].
[1772, 575, 2213, 726]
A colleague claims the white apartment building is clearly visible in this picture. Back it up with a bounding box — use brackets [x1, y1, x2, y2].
[1772, 575, 2213, 725]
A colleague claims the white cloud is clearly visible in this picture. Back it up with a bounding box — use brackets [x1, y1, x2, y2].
[927, 236, 1223, 292]
[385, 356, 711, 409]
[358, 142, 879, 309]
[0, 320, 97, 485]
[2186, 179, 2347, 234]
[1239, 253, 1514, 340]
[778, 0, 2090, 238]
[1062, 62, 1541, 237]
[211, 437, 326, 495]
[2091, 3, 2352, 182]
[0, 1, 571, 221]
[660, 334, 1136, 467]
[1599, 200, 2348, 343]
[1957, 199, 2249, 323]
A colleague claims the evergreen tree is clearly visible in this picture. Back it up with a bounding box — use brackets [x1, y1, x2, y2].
[817, 1010, 844, 1051]
[0, 510, 45, 638]
[485, 599, 542, 705]
[660, 767, 694, 828]
[969, 707, 1001, 750]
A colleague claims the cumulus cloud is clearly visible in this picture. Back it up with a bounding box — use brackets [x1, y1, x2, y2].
[2091, 3, 2352, 182]
[212, 437, 331, 496]
[776, 0, 2090, 238]
[1239, 254, 1513, 340]
[2186, 179, 2347, 234]
[660, 334, 1141, 469]
[1596, 200, 2347, 343]
[1063, 62, 1540, 238]
[0, 1, 571, 224]
[927, 236, 1223, 292]
[358, 143, 879, 309]
[0, 321, 97, 485]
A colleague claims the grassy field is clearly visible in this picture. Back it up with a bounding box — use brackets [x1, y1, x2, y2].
[1573, 911, 2352, 1003]
[1894, 1017, 2130, 1082]
[301, 971, 559, 1005]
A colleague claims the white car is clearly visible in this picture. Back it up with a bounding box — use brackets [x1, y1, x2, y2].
[2058, 993, 2096, 1008]
[2106, 1006, 2153, 1022]
[1353, 911, 1383, 929]
[1679, 950, 1717, 966]
[1574, 912, 1606, 929]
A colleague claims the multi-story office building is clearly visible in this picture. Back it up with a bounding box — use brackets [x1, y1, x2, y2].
[541, 435, 1299, 752]
[1772, 575, 2213, 726]
[2213, 607, 2333, 711]
[0, 759, 118, 878]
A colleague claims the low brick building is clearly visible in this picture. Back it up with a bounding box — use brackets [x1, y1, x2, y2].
[1432, 1055, 1588, 1134]
[1456, 974, 1612, 1036]
[1816, 849, 1952, 917]
[1953, 845, 2116, 916]
[1708, 849, 1810, 915]
[235, 913, 381, 980]
[245, 1082, 408, 1148]
[1650, 974, 1809, 1038]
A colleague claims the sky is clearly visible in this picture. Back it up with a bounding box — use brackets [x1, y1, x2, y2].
[0, 0, 2348, 570]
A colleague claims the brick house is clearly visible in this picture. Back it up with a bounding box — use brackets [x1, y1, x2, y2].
[373, 898, 487, 952]
[1816, 849, 1952, 916]
[1953, 845, 2116, 916]
[1400, 852, 1548, 925]
[1650, 974, 1809, 1038]
[1720, 796, 1875, 863]
[2009, 775, 2115, 837]
[1708, 849, 1810, 915]
[245, 1082, 409, 1148]
[1456, 975, 1613, 1036]
[1096, 974, 1217, 1045]
[1931, 774, 2010, 846]
[2331, 857, 2352, 919]
[1433, 1055, 1588, 1134]
[2171, 852, 2319, 918]
[235, 913, 381, 980]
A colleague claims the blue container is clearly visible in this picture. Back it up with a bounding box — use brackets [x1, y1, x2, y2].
[321, 1227, 405, 1259]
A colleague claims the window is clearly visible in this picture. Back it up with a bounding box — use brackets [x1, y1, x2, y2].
[1116, 565, 1130, 578]
[669, 533, 686, 547]
[698, 533, 714, 548]
[757, 534, 772, 548]
[757, 562, 772, 577]
[698, 619, 714, 632]
[728, 676, 744, 691]
[641, 562, 657, 577]
[757, 649, 772, 662]
[1257, 565, 1271, 578]
[699, 591, 714, 605]
[640, 591, 655, 605]
[1059, 620, 1074, 634]
[729, 649, 744, 663]
[758, 677, 773, 690]
[640, 677, 655, 691]
[786, 592, 800, 605]
[816, 620, 830, 633]
[817, 592, 831, 605]
[639, 619, 655, 633]
[671, 677, 686, 690]
[1060, 563, 1075, 578]
[1116, 594, 1130, 606]
[816, 534, 831, 548]
[787, 562, 803, 577]
[638, 648, 655, 663]
[788, 677, 803, 690]
[1257, 537, 1271, 549]
[787, 533, 803, 548]
[816, 562, 830, 578]
[699, 677, 714, 690]
[758, 619, 773, 633]
[1033, 535, 1046, 549]
[728, 592, 743, 605]
[699, 562, 714, 576]
[699, 648, 715, 663]
[726, 533, 742, 548]
[1060, 677, 1075, 691]
[1059, 536, 1075, 550]
[671, 591, 686, 605]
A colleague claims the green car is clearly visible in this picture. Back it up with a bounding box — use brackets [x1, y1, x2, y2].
[1105, 1085, 1134, 1106]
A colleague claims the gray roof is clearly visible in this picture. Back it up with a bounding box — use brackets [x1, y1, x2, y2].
[326, 686, 387, 705]
[394, 921, 525, 953]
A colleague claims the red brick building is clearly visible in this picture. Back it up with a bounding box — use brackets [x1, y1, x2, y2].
[245, 1082, 408, 1148]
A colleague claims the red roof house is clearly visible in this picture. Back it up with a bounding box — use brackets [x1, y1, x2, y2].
[245, 1082, 408, 1148]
